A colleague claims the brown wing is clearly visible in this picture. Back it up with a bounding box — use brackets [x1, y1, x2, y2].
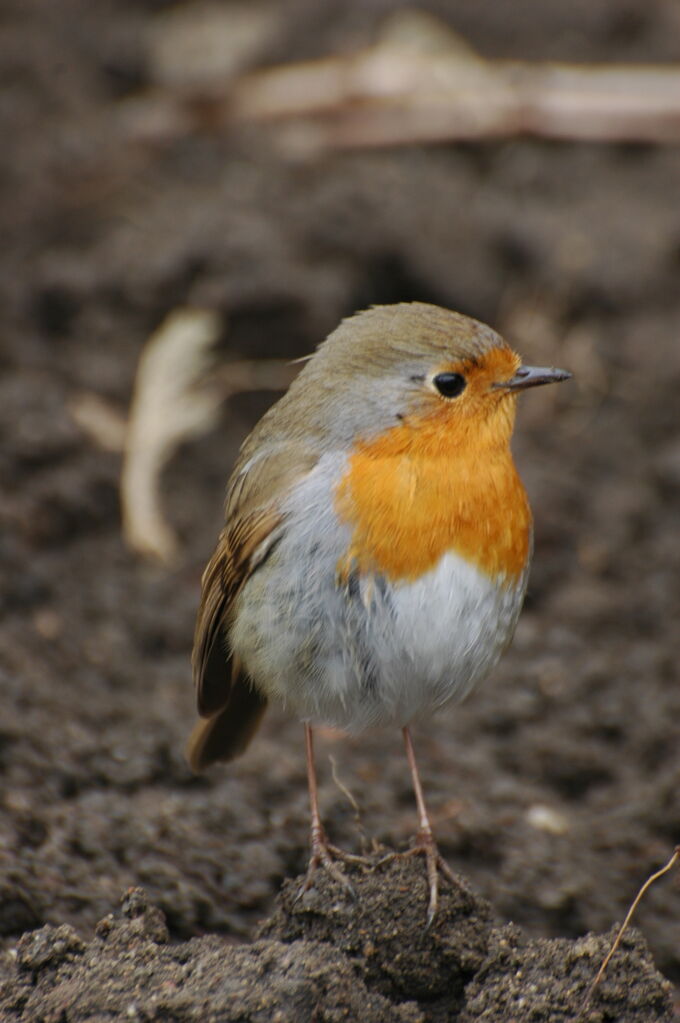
[192, 506, 283, 719]
[187, 443, 318, 771]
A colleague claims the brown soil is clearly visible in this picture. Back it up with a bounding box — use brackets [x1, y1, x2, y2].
[0, 863, 674, 1022]
[2, 0, 680, 1020]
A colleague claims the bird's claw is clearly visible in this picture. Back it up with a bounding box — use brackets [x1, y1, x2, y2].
[376, 829, 456, 928]
[295, 826, 371, 903]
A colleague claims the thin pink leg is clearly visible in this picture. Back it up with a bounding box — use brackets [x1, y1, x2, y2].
[377, 727, 457, 926]
[403, 725, 434, 838]
[305, 723, 325, 853]
[296, 724, 368, 900]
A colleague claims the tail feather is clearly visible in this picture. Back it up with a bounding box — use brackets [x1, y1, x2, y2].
[187, 678, 267, 772]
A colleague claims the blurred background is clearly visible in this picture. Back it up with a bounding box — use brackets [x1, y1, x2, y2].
[2, 0, 680, 995]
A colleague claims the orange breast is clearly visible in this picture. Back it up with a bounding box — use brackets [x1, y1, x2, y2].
[335, 405, 532, 584]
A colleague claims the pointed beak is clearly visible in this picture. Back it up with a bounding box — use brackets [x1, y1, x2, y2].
[496, 364, 572, 392]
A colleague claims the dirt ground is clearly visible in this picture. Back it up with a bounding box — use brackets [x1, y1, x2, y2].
[2, 0, 680, 1019]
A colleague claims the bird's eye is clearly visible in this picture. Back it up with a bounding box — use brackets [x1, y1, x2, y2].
[433, 372, 466, 398]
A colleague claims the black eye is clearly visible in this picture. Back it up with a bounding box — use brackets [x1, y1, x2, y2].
[433, 372, 466, 398]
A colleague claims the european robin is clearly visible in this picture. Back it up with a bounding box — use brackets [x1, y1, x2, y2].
[188, 302, 571, 923]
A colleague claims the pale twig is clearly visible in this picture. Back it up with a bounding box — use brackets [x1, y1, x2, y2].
[120, 11, 680, 152]
[581, 846, 680, 1014]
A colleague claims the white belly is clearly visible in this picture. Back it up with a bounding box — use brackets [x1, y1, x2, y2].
[372, 552, 526, 719]
[307, 551, 527, 731]
[234, 538, 527, 734]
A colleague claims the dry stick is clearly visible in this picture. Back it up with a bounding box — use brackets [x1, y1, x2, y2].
[227, 5, 680, 151]
[119, 28, 680, 151]
[581, 846, 680, 1014]
[231, 58, 680, 149]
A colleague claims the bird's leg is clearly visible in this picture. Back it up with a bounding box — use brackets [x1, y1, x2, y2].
[296, 724, 368, 900]
[378, 726, 457, 926]
[403, 725, 458, 923]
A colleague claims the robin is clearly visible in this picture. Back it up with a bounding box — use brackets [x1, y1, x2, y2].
[187, 302, 571, 923]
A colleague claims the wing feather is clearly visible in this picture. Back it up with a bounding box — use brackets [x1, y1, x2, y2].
[188, 442, 318, 768]
[192, 507, 283, 716]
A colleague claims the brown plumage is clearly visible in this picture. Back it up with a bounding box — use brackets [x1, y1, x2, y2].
[188, 443, 317, 770]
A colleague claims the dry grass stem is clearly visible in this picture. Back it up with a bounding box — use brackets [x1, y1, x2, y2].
[329, 754, 370, 856]
[581, 846, 680, 1014]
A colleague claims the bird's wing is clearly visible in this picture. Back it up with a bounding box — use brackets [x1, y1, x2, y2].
[188, 442, 318, 769]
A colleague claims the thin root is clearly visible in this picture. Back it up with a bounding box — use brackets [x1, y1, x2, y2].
[580, 845, 680, 1016]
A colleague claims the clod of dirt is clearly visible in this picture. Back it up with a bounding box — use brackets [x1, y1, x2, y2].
[0, 885, 422, 1023]
[258, 852, 491, 1010]
[0, 863, 672, 1023]
[459, 923, 674, 1023]
[15, 922, 86, 974]
[94, 885, 171, 946]
[260, 855, 674, 1021]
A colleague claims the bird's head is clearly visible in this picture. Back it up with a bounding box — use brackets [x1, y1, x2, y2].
[292, 302, 571, 452]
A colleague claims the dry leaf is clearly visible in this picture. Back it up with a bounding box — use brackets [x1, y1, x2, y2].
[121, 307, 222, 564]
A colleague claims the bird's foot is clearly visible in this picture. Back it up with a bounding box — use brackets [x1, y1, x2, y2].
[376, 828, 457, 928]
[296, 824, 371, 902]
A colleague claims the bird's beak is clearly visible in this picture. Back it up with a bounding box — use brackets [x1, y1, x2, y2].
[496, 365, 572, 391]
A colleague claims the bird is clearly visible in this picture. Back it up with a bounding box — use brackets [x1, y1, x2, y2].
[187, 302, 571, 924]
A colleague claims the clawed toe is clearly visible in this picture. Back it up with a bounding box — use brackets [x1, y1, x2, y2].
[375, 831, 455, 927]
[296, 830, 367, 901]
